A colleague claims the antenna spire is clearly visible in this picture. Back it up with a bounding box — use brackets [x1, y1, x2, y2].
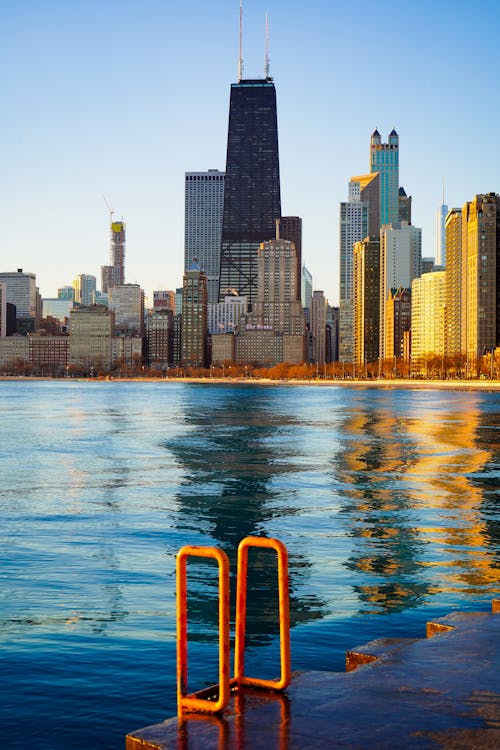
[264, 12, 270, 79]
[238, 0, 243, 82]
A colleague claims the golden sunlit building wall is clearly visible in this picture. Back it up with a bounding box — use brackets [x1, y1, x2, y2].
[462, 193, 500, 368]
[353, 236, 380, 365]
[411, 270, 446, 373]
[444, 208, 463, 358]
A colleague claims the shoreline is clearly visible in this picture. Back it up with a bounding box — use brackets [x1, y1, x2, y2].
[1, 375, 499, 390]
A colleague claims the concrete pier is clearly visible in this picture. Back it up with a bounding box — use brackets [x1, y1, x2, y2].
[127, 601, 500, 749]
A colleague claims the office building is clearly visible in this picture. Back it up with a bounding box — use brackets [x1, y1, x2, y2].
[72, 274, 96, 306]
[153, 290, 175, 312]
[301, 265, 313, 311]
[0, 284, 6, 337]
[436, 200, 448, 267]
[185, 170, 224, 304]
[58, 285, 75, 301]
[108, 284, 144, 335]
[399, 187, 412, 224]
[379, 221, 422, 360]
[69, 305, 114, 371]
[311, 290, 327, 364]
[208, 295, 247, 334]
[42, 298, 73, 322]
[145, 310, 173, 370]
[181, 260, 208, 368]
[353, 237, 380, 365]
[0, 269, 37, 321]
[279, 216, 302, 296]
[219, 77, 281, 305]
[339, 172, 380, 361]
[370, 129, 399, 226]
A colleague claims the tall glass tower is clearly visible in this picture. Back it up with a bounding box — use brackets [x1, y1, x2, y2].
[370, 129, 399, 226]
[219, 78, 281, 306]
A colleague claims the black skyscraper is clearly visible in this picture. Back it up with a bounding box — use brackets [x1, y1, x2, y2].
[219, 79, 281, 306]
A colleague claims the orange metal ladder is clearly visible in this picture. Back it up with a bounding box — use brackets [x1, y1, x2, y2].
[176, 536, 291, 716]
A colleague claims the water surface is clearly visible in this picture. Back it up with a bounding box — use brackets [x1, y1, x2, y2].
[1, 381, 499, 749]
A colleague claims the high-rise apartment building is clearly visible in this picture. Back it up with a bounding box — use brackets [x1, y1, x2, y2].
[252, 239, 304, 335]
[0, 283, 6, 337]
[411, 270, 446, 371]
[353, 237, 380, 365]
[385, 287, 412, 363]
[145, 309, 173, 370]
[72, 274, 96, 306]
[370, 129, 399, 226]
[219, 77, 281, 306]
[111, 221, 125, 286]
[185, 170, 225, 304]
[339, 173, 380, 362]
[444, 208, 463, 357]
[462, 193, 500, 366]
[379, 221, 422, 360]
[311, 290, 327, 365]
[181, 260, 208, 367]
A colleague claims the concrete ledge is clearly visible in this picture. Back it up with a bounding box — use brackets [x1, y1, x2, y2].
[127, 604, 500, 749]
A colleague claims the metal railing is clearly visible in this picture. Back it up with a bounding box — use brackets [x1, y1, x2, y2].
[176, 536, 290, 716]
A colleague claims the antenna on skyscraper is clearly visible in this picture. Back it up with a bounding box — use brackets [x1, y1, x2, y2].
[238, 0, 243, 82]
[264, 12, 270, 79]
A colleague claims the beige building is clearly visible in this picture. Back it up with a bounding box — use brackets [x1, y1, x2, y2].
[211, 333, 235, 365]
[411, 271, 446, 372]
[69, 305, 114, 371]
[0, 337, 30, 371]
[353, 237, 380, 365]
[233, 239, 305, 366]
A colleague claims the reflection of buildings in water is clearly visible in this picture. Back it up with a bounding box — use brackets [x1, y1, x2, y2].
[334, 394, 500, 614]
[334, 404, 437, 614]
[166, 387, 327, 647]
[403, 398, 500, 594]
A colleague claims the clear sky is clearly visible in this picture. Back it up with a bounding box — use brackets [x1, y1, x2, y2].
[2, 0, 500, 305]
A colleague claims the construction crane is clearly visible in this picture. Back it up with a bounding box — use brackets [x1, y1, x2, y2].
[102, 194, 114, 223]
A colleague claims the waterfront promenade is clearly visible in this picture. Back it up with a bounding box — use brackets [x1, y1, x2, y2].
[128, 602, 500, 749]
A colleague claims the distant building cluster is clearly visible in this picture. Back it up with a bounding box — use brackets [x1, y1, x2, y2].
[1, 71, 499, 379]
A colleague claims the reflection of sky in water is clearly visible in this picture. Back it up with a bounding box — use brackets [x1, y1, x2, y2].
[0, 382, 499, 749]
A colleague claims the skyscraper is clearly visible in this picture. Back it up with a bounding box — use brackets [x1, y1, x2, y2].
[72, 274, 96, 306]
[279, 216, 302, 297]
[370, 129, 399, 226]
[219, 77, 281, 306]
[111, 221, 126, 286]
[436, 200, 448, 267]
[339, 173, 379, 362]
[353, 237, 380, 365]
[181, 260, 208, 368]
[444, 207, 463, 357]
[185, 170, 225, 304]
[411, 271, 446, 372]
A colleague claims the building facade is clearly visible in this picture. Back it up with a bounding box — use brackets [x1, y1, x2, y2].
[444, 207, 463, 357]
[72, 274, 96, 306]
[185, 170, 225, 304]
[208, 295, 247, 334]
[411, 270, 446, 372]
[379, 221, 422, 360]
[353, 237, 380, 365]
[181, 260, 208, 368]
[108, 284, 144, 335]
[219, 78, 281, 305]
[370, 129, 399, 226]
[69, 305, 114, 371]
[310, 290, 327, 365]
[0, 269, 37, 320]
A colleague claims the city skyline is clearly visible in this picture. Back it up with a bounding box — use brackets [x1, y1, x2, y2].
[2, 0, 500, 305]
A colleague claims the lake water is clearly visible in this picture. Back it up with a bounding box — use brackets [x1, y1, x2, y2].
[1, 381, 499, 749]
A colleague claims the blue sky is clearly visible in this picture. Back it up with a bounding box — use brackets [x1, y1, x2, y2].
[2, 0, 499, 305]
